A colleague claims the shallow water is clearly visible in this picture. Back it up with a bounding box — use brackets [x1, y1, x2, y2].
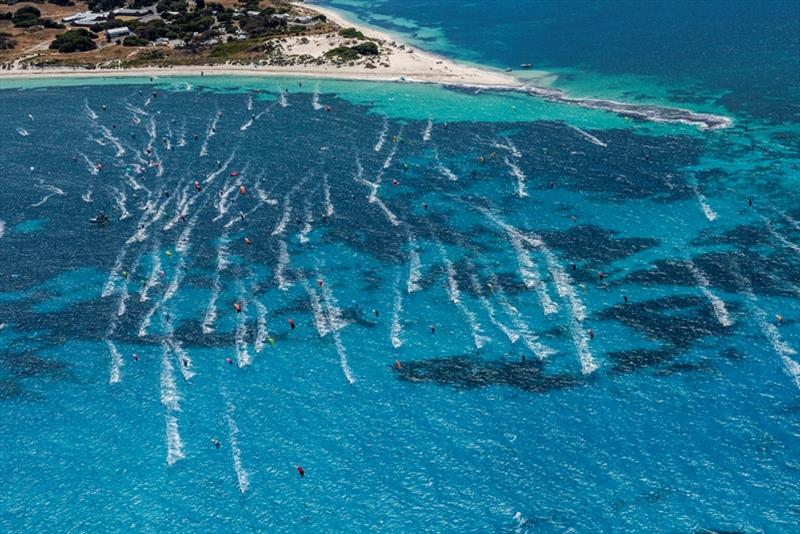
[1, 2, 800, 529]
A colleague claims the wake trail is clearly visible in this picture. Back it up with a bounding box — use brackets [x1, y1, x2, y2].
[469, 271, 520, 344]
[687, 260, 732, 327]
[305, 281, 331, 337]
[509, 232, 559, 315]
[223, 393, 250, 493]
[504, 157, 527, 198]
[106, 339, 124, 384]
[373, 117, 388, 152]
[160, 343, 185, 465]
[112, 186, 132, 220]
[439, 244, 490, 349]
[234, 283, 251, 368]
[200, 110, 221, 157]
[322, 174, 334, 217]
[390, 274, 404, 348]
[407, 236, 422, 293]
[312, 84, 323, 110]
[567, 124, 608, 147]
[732, 267, 800, 389]
[422, 117, 433, 142]
[490, 276, 555, 359]
[275, 239, 291, 291]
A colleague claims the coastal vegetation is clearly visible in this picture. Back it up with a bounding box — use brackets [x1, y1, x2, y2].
[325, 41, 379, 62]
[338, 27, 364, 39]
[0, 0, 392, 71]
[49, 28, 96, 52]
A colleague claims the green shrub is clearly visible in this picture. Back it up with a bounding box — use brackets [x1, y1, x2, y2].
[352, 41, 378, 55]
[49, 28, 97, 53]
[338, 27, 364, 40]
[122, 35, 148, 46]
[324, 45, 359, 62]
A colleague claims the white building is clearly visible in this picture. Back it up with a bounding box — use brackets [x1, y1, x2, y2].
[106, 27, 131, 39]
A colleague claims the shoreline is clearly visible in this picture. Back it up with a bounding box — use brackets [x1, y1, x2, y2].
[0, 1, 733, 130]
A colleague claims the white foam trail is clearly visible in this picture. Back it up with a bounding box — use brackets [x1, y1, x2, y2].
[505, 157, 527, 197]
[0, 220, 4, 239]
[439, 165, 458, 181]
[16, 127, 29, 136]
[373, 117, 388, 152]
[687, 261, 732, 327]
[254, 300, 269, 352]
[160, 344, 181, 412]
[568, 124, 607, 147]
[312, 85, 323, 110]
[112, 187, 132, 220]
[165, 415, 185, 466]
[693, 187, 717, 221]
[475, 205, 591, 368]
[407, 237, 422, 293]
[298, 200, 313, 244]
[30, 193, 58, 208]
[200, 111, 221, 157]
[82, 189, 93, 203]
[540, 247, 596, 374]
[780, 211, 800, 231]
[213, 179, 240, 223]
[116, 281, 130, 317]
[373, 196, 401, 226]
[247, 95, 253, 111]
[390, 278, 404, 348]
[332, 327, 356, 384]
[491, 277, 554, 359]
[202, 277, 220, 334]
[275, 240, 291, 291]
[143, 97, 151, 108]
[99, 125, 125, 158]
[732, 269, 799, 389]
[272, 198, 292, 236]
[140, 243, 162, 302]
[102, 247, 128, 298]
[762, 216, 800, 257]
[256, 184, 279, 206]
[422, 118, 432, 142]
[235, 299, 251, 368]
[440, 247, 489, 349]
[203, 233, 228, 334]
[492, 138, 522, 158]
[125, 102, 147, 117]
[278, 91, 288, 108]
[78, 153, 99, 175]
[204, 149, 237, 184]
[509, 233, 558, 315]
[225, 399, 249, 493]
[106, 339, 124, 384]
[469, 272, 519, 344]
[322, 175, 334, 217]
[84, 99, 98, 120]
[168, 335, 196, 381]
[382, 134, 400, 170]
[320, 280, 348, 332]
[305, 282, 331, 337]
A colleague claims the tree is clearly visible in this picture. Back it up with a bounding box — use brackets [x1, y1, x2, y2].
[352, 41, 379, 56]
[49, 29, 98, 53]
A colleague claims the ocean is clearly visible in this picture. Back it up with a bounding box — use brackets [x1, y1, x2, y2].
[1, 1, 799, 532]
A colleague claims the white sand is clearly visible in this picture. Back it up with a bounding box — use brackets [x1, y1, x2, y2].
[0, 2, 523, 89]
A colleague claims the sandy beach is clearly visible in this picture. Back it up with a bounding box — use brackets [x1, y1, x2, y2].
[0, 1, 523, 89]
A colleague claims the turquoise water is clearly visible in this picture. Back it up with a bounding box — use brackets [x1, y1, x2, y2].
[1, 2, 799, 532]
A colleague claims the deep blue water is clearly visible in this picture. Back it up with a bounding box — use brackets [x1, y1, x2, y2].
[1, 2, 799, 532]
[321, 0, 800, 123]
